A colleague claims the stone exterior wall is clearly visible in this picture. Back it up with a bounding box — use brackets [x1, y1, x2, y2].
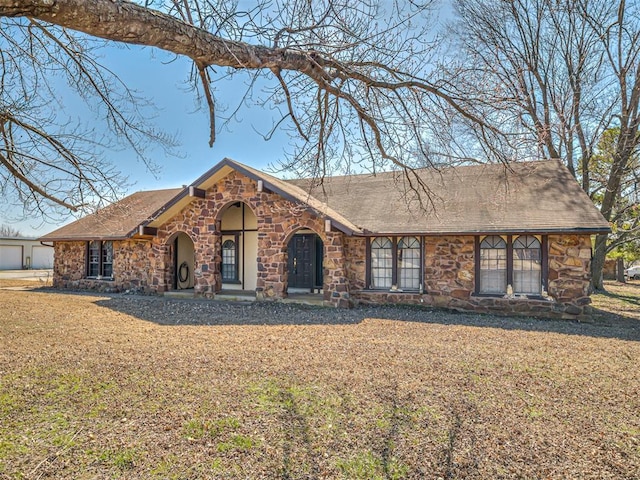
[140, 170, 350, 306]
[345, 234, 594, 319]
[51, 169, 595, 318]
[113, 240, 155, 292]
[53, 241, 85, 286]
[53, 240, 154, 293]
[424, 236, 475, 303]
[547, 234, 592, 312]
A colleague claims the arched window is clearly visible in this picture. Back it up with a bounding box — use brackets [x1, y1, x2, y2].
[479, 236, 507, 294]
[222, 239, 237, 282]
[398, 236, 421, 290]
[513, 235, 541, 294]
[371, 237, 393, 288]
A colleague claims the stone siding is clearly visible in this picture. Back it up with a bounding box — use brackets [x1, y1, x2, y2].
[142, 170, 350, 306]
[424, 236, 475, 300]
[53, 240, 154, 293]
[347, 234, 594, 319]
[51, 170, 596, 318]
[113, 240, 155, 292]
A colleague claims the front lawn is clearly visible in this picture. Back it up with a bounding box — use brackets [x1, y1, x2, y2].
[0, 283, 638, 478]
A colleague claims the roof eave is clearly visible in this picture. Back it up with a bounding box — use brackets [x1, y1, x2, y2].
[356, 227, 611, 236]
[38, 235, 131, 242]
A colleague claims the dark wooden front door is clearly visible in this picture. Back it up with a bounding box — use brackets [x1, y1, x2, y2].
[287, 234, 317, 289]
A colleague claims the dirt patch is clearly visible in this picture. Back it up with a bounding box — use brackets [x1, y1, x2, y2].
[0, 283, 638, 478]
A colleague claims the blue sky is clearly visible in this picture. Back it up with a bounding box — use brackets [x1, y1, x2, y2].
[9, 44, 291, 237]
[6, 3, 454, 237]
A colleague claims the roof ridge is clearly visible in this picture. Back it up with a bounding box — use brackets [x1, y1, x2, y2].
[284, 159, 558, 183]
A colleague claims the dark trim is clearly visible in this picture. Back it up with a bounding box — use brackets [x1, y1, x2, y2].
[138, 226, 158, 236]
[85, 241, 90, 278]
[43, 236, 131, 242]
[365, 237, 372, 289]
[420, 236, 426, 294]
[366, 235, 424, 290]
[241, 203, 245, 288]
[506, 235, 513, 287]
[172, 237, 178, 290]
[541, 235, 549, 292]
[188, 186, 206, 198]
[476, 234, 547, 295]
[220, 229, 259, 234]
[391, 236, 398, 286]
[357, 228, 610, 237]
[85, 240, 114, 279]
[474, 236, 481, 295]
[221, 234, 240, 283]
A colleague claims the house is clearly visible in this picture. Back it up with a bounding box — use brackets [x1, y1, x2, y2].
[0, 237, 54, 270]
[40, 158, 610, 318]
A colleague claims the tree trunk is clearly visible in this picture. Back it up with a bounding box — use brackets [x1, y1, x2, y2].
[591, 234, 607, 290]
[616, 257, 626, 283]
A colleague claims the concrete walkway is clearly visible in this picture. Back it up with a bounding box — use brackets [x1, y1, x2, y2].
[0, 269, 53, 281]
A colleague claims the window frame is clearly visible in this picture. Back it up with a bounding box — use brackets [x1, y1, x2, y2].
[221, 236, 240, 283]
[474, 234, 547, 297]
[479, 235, 508, 295]
[366, 236, 423, 292]
[86, 240, 114, 279]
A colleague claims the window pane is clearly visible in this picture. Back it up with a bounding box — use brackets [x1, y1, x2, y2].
[513, 235, 541, 294]
[371, 237, 392, 288]
[480, 269, 507, 294]
[398, 236, 421, 290]
[479, 235, 506, 294]
[222, 239, 236, 281]
[102, 241, 113, 277]
[88, 241, 100, 277]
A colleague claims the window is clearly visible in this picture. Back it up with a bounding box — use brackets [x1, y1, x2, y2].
[87, 241, 113, 278]
[369, 236, 422, 291]
[371, 237, 393, 288]
[513, 235, 541, 295]
[479, 236, 507, 294]
[477, 235, 545, 296]
[221, 239, 237, 282]
[398, 236, 421, 290]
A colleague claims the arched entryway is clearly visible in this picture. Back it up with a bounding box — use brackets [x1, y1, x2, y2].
[172, 232, 195, 290]
[219, 201, 258, 291]
[287, 230, 324, 293]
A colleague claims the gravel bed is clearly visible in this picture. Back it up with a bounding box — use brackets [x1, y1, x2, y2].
[66, 290, 640, 341]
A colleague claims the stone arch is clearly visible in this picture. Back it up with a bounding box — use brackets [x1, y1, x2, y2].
[216, 200, 260, 291]
[170, 231, 195, 290]
[284, 225, 327, 295]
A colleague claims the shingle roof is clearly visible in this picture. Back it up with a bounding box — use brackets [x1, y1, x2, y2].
[40, 188, 182, 241]
[40, 159, 610, 241]
[286, 160, 610, 234]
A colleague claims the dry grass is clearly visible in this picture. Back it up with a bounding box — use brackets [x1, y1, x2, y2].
[591, 280, 640, 321]
[0, 281, 638, 479]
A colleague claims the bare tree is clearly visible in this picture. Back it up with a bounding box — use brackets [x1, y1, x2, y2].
[0, 0, 502, 220]
[0, 223, 21, 237]
[438, 0, 640, 290]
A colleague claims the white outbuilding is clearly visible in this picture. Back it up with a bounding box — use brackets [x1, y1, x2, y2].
[0, 237, 54, 270]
